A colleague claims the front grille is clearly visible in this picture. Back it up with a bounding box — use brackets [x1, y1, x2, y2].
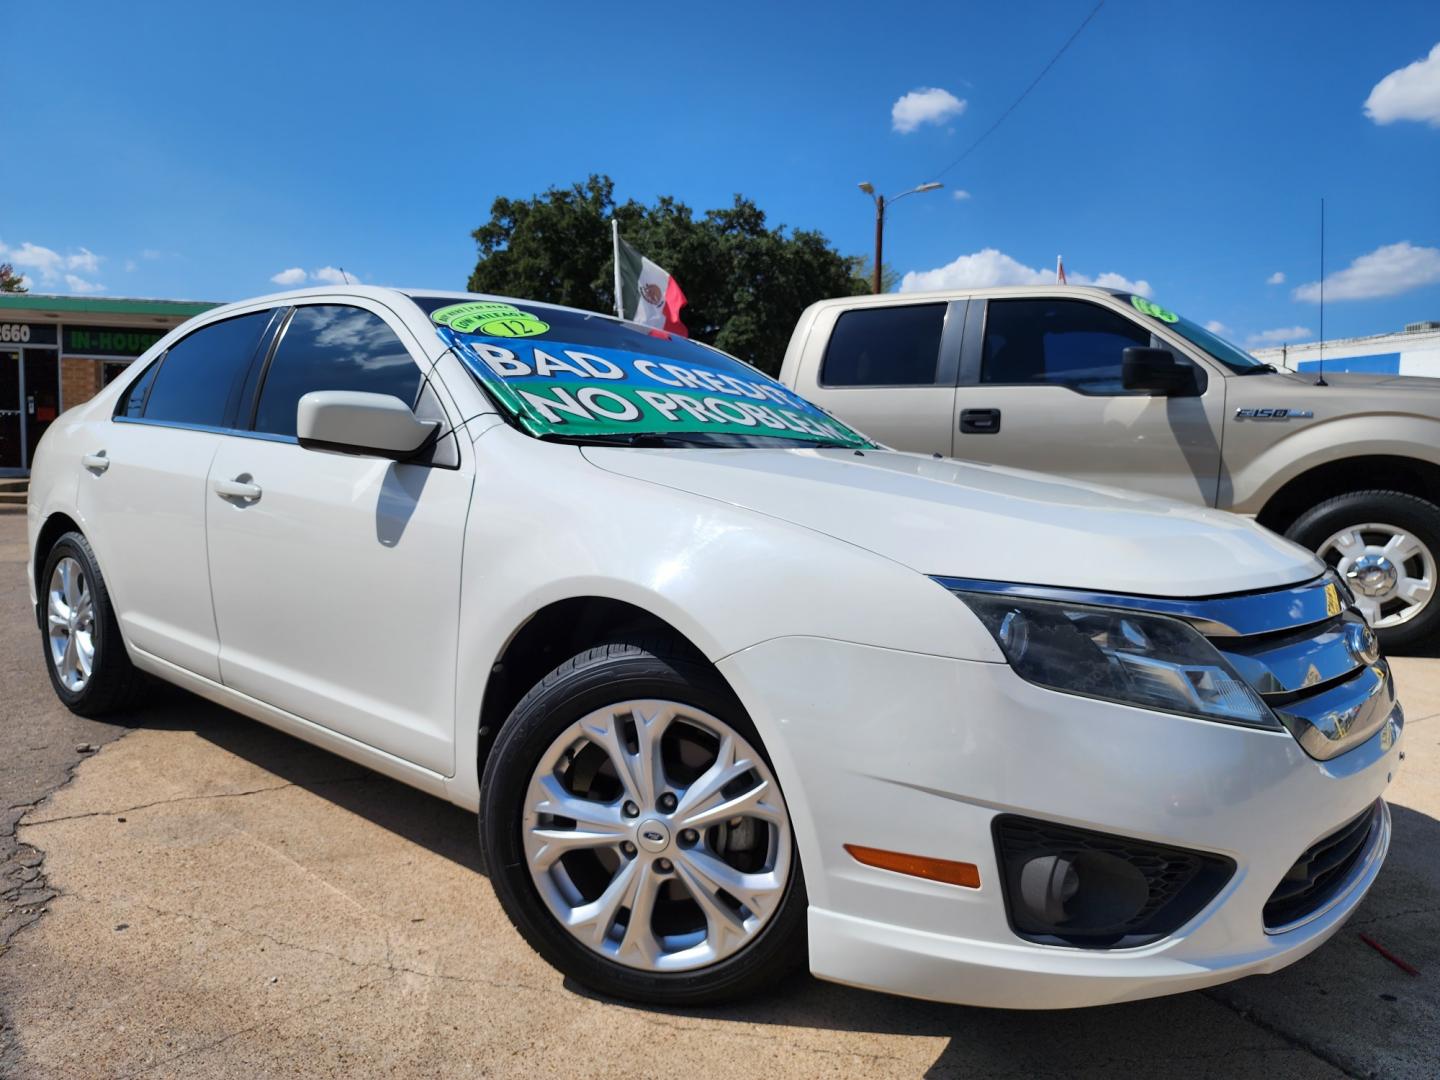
[993, 816, 1235, 949]
[1264, 801, 1380, 930]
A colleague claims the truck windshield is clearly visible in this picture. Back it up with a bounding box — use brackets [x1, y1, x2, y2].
[412, 296, 873, 449]
[1119, 294, 1270, 374]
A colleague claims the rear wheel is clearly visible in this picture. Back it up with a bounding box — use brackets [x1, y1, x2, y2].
[480, 635, 806, 1005]
[1286, 490, 1440, 650]
[39, 532, 147, 716]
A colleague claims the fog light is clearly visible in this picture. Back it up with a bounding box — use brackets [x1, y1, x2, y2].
[1017, 852, 1148, 931]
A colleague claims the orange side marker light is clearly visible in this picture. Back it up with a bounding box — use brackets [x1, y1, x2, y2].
[844, 844, 981, 889]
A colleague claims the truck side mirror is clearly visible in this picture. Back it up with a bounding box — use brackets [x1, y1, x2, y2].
[1122, 347, 1192, 395]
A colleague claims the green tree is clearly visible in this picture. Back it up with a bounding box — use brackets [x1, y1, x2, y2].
[467, 175, 867, 374]
[0, 263, 26, 293]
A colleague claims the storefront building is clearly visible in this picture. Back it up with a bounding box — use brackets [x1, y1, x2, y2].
[0, 293, 215, 475]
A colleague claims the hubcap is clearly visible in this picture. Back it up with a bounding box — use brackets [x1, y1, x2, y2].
[522, 699, 791, 972]
[47, 556, 96, 692]
[1318, 522, 1436, 629]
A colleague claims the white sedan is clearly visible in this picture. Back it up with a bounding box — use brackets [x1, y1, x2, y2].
[27, 287, 1400, 1007]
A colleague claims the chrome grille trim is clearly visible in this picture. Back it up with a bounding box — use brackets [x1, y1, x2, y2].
[1215, 612, 1368, 695]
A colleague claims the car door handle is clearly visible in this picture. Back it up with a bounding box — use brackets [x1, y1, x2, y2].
[82, 452, 110, 474]
[213, 476, 262, 502]
[960, 408, 1002, 434]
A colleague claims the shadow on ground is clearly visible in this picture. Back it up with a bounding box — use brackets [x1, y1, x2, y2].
[111, 681, 1440, 1079]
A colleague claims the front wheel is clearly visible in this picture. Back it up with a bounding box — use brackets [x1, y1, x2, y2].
[1285, 490, 1440, 650]
[480, 636, 807, 1005]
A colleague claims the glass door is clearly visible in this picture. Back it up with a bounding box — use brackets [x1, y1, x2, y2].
[0, 349, 21, 471]
[23, 349, 61, 465]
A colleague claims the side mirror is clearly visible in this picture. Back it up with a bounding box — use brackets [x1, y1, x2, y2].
[296, 391, 440, 460]
[1122, 347, 1192, 394]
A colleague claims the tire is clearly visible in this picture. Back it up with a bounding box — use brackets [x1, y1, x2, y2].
[479, 634, 807, 1005]
[38, 531, 147, 716]
[1285, 490, 1440, 651]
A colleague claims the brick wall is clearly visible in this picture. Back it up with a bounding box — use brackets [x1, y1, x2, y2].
[60, 357, 106, 410]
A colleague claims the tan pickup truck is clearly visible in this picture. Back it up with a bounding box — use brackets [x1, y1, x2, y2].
[779, 286, 1440, 647]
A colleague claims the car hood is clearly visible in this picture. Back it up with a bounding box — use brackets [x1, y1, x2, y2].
[582, 446, 1321, 597]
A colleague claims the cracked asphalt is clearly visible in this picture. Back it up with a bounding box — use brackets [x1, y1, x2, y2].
[2, 509, 1438, 1078]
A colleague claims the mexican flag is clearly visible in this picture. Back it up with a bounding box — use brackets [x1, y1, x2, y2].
[613, 221, 688, 336]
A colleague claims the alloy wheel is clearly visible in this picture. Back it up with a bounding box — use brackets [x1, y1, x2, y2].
[1319, 521, 1436, 628]
[521, 699, 791, 972]
[47, 556, 96, 692]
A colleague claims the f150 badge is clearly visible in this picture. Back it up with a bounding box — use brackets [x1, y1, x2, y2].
[1235, 407, 1314, 420]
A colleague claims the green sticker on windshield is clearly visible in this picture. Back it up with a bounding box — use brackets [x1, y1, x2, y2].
[432, 301, 550, 337]
[1130, 295, 1179, 323]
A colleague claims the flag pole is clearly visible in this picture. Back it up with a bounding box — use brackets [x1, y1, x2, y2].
[612, 218, 623, 319]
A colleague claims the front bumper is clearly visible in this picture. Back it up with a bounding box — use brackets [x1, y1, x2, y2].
[716, 637, 1401, 1010]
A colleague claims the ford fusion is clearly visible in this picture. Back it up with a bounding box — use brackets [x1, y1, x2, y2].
[27, 287, 1401, 1008]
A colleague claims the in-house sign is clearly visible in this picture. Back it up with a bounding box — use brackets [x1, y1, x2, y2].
[62, 326, 166, 357]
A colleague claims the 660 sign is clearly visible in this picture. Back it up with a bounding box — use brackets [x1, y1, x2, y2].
[0, 323, 33, 343]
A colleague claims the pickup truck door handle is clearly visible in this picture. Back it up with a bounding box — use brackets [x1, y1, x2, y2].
[960, 408, 1002, 434]
[213, 476, 262, 502]
[81, 451, 110, 474]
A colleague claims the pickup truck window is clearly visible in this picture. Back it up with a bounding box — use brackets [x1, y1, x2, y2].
[981, 299, 1149, 393]
[1119, 293, 1268, 373]
[821, 304, 947, 387]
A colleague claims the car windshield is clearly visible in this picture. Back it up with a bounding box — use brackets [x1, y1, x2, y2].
[1118, 294, 1270, 373]
[411, 296, 873, 449]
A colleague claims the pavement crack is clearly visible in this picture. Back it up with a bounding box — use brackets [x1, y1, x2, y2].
[1202, 989, 1362, 1078]
[21, 775, 373, 827]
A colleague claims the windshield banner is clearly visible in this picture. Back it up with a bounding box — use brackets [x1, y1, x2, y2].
[438, 324, 870, 446]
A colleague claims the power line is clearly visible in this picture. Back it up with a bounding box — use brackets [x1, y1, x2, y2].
[932, 1, 1106, 180]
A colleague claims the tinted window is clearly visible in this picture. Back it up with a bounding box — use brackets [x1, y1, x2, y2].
[139, 312, 272, 427]
[118, 360, 160, 418]
[254, 306, 422, 437]
[982, 299, 1150, 392]
[821, 304, 946, 387]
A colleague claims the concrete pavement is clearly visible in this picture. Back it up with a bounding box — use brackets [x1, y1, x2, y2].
[2, 509, 1437, 1078]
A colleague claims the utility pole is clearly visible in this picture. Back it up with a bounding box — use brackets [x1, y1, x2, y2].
[857, 181, 942, 294]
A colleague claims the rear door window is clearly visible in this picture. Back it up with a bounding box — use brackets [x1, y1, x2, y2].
[252, 305, 423, 438]
[821, 304, 947, 386]
[130, 311, 274, 427]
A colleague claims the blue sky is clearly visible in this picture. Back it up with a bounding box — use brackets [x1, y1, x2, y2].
[3, 0, 1437, 350]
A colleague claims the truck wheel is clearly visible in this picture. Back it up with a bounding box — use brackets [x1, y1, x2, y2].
[479, 635, 806, 1005]
[1285, 490, 1440, 650]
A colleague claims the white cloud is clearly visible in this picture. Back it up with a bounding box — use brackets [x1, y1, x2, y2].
[63, 274, 104, 294]
[1293, 241, 1440, 302]
[952, 189, 972, 201]
[0, 238, 106, 291]
[270, 267, 307, 286]
[1266, 271, 1285, 285]
[891, 87, 966, 133]
[311, 266, 353, 285]
[141, 249, 163, 260]
[1246, 326, 1313, 347]
[1204, 320, 1230, 334]
[124, 259, 138, 272]
[1364, 42, 1440, 126]
[900, 248, 1152, 296]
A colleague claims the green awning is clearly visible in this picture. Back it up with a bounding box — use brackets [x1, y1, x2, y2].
[0, 293, 218, 318]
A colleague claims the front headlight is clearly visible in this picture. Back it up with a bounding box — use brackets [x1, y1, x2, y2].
[953, 590, 1279, 729]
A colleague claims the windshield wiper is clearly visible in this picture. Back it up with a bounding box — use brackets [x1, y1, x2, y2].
[539, 431, 719, 448]
[1236, 363, 1279, 375]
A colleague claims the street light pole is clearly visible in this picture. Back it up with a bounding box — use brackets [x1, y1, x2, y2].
[858, 181, 943, 294]
[872, 193, 885, 295]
